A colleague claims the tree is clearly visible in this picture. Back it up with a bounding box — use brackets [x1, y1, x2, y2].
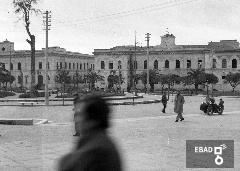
[55, 69, 71, 93]
[224, 72, 240, 92]
[84, 69, 104, 90]
[159, 74, 180, 98]
[107, 70, 119, 90]
[187, 69, 206, 93]
[135, 69, 160, 92]
[72, 71, 84, 91]
[13, 0, 41, 93]
[0, 62, 15, 90]
[203, 73, 219, 95]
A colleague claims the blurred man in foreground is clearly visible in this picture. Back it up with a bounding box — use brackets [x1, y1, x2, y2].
[58, 95, 122, 171]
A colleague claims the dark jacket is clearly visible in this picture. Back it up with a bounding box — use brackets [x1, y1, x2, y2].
[58, 129, 122, 171]
[161, 94, 168, 105]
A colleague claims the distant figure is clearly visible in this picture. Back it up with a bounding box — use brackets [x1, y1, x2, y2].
[205, 95, 210, 104]
[219, 98, 224, 109]
[174, 90, 185, 122]
[58, 95, 122, 171]
[161, 92, 168, 113]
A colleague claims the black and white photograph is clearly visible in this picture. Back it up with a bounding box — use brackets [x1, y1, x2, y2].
[0, 0, 239, 170]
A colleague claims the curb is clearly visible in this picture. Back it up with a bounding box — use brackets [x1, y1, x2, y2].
[0, 118, 33, 125]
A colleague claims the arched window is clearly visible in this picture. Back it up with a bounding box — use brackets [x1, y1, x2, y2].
[232, 59, 237, 68]
[176, 60, 180, 68]
[187, 60, 191, 68]
[165, 60, 169, 68]
[144, 60, 147, 69]
[222, 59, 227, 68]
[18, 62, 21, 70]
[212, 59, 217, 68]
[154, 60, 158, 69]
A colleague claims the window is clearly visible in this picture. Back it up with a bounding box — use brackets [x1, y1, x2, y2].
[154, 60, 158, 69]
[10, 63, 13, 70]
[77, 63, 79, 70]
[69, 63, 71, 69]
[73, 63, 75, 69]
[93, 64, 95, 70]
[222, 76, 226, 79]
[101, 61, 105, 69]
[176, 60, 180, 68]
[56, 62, 59, 69]
[212, 59, 216, 68]
[87, 63, 89, 69]
[222, 59, 227, 68]
[198, 60, 202, 68]
[25, 76, 28, 84]
[134, 61, 138, 69]
[65, 62, 67, 69]
[84, 63, 86, 70]
[80, 63, 82, 70]
[118, 61, 122, 69]
[47, 62, 50, 69]
[187, 60, 191, 68]
[18, 62, 21, 70]
[144, 60, 147, 69]
[109, 62, 113, 69]
[165, 60, 169, 68]
[232, 59, 237, 68]
[39, 62, 42, 69]
[60, 62, 62, 69]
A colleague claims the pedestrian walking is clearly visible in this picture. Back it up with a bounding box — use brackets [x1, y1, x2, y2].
[161, 92, 168, 113]
[174, 90, 185, 122]
[58, 94, 123, 171]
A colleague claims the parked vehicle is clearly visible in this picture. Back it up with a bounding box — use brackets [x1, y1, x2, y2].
[200, 98, 224, 115]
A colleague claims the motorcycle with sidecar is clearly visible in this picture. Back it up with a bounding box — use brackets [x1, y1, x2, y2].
[200, 98, 224, 115]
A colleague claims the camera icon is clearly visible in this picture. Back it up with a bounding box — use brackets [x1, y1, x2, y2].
[214, 144, 227, 166]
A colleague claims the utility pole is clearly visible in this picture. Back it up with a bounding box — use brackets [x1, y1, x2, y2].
[43, 10, 51, 106]
[145, 33, 151, 94]
[134, 31, 137, 95]
[9, 44, 12, 92]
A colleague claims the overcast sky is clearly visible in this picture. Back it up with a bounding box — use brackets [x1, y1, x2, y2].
[1, 0, 240, 54]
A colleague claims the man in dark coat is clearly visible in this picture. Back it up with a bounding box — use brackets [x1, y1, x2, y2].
[174, 90, 185, 122]
[161, 92, 168, 113]
[58, 95, 122, 171]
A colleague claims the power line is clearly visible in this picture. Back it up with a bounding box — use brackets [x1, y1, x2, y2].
[54, 0, 199, 28]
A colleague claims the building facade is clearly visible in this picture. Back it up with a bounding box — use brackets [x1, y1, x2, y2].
[0, 39, 94, 89]
[93, 34, 240, 91]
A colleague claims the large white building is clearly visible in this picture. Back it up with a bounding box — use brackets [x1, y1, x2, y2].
[0, 39, 94, 89]
[93, 33, 240, 91]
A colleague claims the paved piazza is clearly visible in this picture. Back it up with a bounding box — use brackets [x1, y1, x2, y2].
[0, 94, 240, 170]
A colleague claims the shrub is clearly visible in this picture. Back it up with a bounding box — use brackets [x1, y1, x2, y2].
[0, 91, 16, 98]
[19, 93, 31, 98]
